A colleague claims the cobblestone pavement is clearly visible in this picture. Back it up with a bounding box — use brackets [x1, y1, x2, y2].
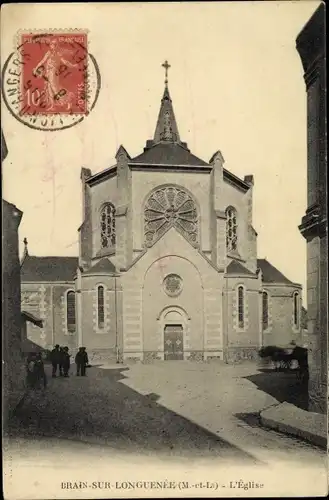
[4, 361, 327, 498]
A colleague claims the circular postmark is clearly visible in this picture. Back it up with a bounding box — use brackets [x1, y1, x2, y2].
[2, 31, 101, 131]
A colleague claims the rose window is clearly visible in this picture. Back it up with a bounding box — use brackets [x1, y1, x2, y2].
[144, 186, 198, 246]
[163, 274, 183, 297]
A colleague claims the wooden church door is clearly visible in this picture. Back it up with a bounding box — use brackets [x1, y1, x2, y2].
[164, 324, 184, 360]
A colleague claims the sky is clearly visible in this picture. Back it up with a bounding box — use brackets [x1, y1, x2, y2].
[1, 1, 321, 303]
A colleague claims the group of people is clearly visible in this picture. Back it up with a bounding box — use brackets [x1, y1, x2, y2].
[25, 345, 90, 391]
[50, 345, 89, 377]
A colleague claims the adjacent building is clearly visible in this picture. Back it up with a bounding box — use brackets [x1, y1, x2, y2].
[2, 198, 26, 423]
[296, 3, 327, 414]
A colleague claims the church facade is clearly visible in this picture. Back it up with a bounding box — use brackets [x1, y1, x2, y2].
[21, 69, 303, 363]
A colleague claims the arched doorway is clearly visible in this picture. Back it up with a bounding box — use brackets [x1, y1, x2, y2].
[158, 307, 190, 360]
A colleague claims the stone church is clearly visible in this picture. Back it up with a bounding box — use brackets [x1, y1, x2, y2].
[21, 64, 303, 363]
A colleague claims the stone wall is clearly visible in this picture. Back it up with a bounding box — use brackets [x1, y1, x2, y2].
[21, 282, 77, 351]
[79, 274, 123, 355]
[223, 275, 261, 356]
[261, 284, 303, 347]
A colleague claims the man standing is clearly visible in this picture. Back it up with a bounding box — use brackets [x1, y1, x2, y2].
[75, 347, 89, 376]
[62, 346, 71, 377]
[50, 344, 60, 378]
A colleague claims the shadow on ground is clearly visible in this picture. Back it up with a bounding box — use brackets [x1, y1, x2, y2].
[6, 365, 260, 465]
[244, 371, 308, 411]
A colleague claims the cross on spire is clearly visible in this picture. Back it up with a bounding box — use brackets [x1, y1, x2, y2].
[162, 60, 171, 86]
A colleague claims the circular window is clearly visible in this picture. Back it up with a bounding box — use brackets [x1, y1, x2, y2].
[163, 274, 183, 297]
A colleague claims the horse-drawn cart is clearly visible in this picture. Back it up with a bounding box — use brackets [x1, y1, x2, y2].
[258, 344, 309, 384]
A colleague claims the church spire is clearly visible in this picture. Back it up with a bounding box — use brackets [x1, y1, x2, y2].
[153, 60, 181, 144]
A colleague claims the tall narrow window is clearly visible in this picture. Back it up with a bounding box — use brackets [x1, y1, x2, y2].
[97, 285, 105, 329]
[238, 286, 244, 329]
[262, 291, 269, 331]
[293, 292, 299, 328]
[226, 207, 238, 252]
[100, 203, 116, 249]
[66, 291, 76, 333]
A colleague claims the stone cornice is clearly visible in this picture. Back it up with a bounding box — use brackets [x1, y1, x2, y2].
[87, 166, 117, 186]
[128, 163, 212, 174]
[223, 168, 250, 192]
[95, 247, 115, 258]
[299, 204, 327, 240]
[304, 53, 325, 89]
[215, 210, 226, 219]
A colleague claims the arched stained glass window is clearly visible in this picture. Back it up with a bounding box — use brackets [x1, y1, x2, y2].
[226, 207, 238, 252]
[98, 285, 105, 329]
[262, 291, 269, 331]
[238, 286, 244, 329]
[293, 292, 299, 328]
[144, 186, 198, 247]
[100, 203, 116, 249]
[66, 291, 76, 333]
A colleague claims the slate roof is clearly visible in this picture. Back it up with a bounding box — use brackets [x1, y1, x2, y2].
[130, 142, 209, 167]
[226, 260, 255, 276]
[227, 258, 295, 284]
[84, 258, 116, 275]
[257, 258, 293, 284]
[21, 256, 78, 282]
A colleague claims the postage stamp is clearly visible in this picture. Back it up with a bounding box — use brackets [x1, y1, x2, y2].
[2, 30, 101, 131]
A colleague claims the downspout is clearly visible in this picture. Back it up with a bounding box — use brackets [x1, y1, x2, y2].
[77, 268, 83, 349]
[51, 285, 55, 347]
[226, 269, 229, 363]
[114, 274, 119, 363]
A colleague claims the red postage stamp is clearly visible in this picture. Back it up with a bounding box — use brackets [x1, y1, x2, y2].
[20, 32, 88, 115]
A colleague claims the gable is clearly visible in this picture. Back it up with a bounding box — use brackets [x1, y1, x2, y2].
[125, 226, 222, 289]
[227, 259, 255, 277]
[83, 258, 116, 275]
